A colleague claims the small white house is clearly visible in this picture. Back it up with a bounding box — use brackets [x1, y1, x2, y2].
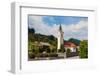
[64, 41, 77, 52]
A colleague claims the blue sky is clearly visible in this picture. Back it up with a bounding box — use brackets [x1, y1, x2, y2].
[43, 16, 87, 26]
[28, 15, 88, 40]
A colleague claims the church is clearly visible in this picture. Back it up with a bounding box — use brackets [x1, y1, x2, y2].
[57, 25, 78, 53]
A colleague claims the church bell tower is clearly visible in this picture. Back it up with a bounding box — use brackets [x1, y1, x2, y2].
[57, 24, 64, 53]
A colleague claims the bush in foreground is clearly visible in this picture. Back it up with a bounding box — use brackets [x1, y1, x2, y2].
[79, 40, 88, 58]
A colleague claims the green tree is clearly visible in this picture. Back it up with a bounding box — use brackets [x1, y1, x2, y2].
[49, 35, 55, 40]
[28, 41, 34, 52]
[28, 28, 35, 34]
[79, 40, 88, 58]
[33, 45, 39, 54]
[66, 48, 71, 56]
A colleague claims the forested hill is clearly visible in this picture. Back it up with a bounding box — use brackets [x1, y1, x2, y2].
[28, 28, 57, 46]
[28, 28, 81, 46]
[67, 38, 81, 46]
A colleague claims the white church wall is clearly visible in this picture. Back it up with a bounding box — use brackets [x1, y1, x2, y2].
[65, 47, 76, 52]
[57, 37, 61, 50]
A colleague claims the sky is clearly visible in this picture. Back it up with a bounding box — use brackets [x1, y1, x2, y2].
[28, 15, 88, 40]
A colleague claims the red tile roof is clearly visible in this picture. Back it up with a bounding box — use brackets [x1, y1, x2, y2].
[64, 41, 77, 47]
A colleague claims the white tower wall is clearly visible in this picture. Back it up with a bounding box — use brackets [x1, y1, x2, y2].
[57, 25, 64, 52]
[57, 33, 61, 49]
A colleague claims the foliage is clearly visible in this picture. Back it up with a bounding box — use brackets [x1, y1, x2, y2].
[67, 48, 71, 54]
[79, 40, 88, 58]
[28, 41, 34, 51]
[51, 48, 57, 53]
[48, 53, 58, 57]
[28, 28, 35, 34]
[28, 52, 35, 58]
[66, 48, 71, 57]
[28, 27, 57, 54]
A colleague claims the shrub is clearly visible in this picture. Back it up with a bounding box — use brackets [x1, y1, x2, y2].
[36, 53, 48, 57]
[46, 48, 51, 53]
[33, 47, 39, 54]
[28, 52, 35, 59]
[39, 48, 44, 53]
[79, 40, 88, 58]
[51, 48, 57, 53]
[58, 49, 64, 53]
[51, 49, 55, 53]
[48, 53, 58, 57]
[66, 49, 71, 57]
[67, 48, 71, 54]
[28, 50, 33, 53]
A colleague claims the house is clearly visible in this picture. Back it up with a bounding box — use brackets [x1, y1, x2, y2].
[39, 42, 50, 46]
[64, 41, 77, 52]
[57, 25, 79, 53]
[38, 42, 51, 49]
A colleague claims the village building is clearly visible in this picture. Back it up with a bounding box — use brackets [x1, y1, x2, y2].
[64, 41, 77, 52]
[57, 25, 64, 53]
[57, 25, 78, 54]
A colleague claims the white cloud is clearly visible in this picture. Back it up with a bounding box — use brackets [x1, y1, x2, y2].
[29, 16, 88, 40]
[29, 16, 59, 37]
[62, 20, 88, 40]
